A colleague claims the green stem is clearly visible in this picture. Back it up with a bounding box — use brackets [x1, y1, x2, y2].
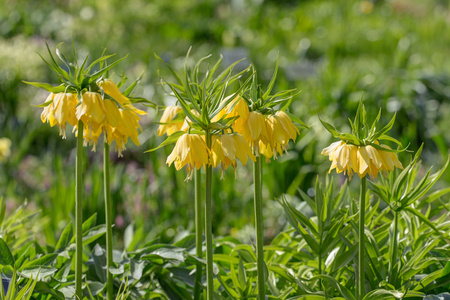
[104, 142, 113, 300]
[358, 176, 366, 300]
[254, 156, 265, 300]
[389, 210, 399, 286]
[194, 169, 203, 299]
[205, 130, 214, 300]
[75, 120, 84, 299]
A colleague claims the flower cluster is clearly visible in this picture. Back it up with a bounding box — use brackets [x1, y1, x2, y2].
[152, 55, 305, 180]
[158, 105, 256, 179]
[322, 141, 403, 179]
[40, 80, 146, 156]
[320, 100, 404, 179]
[216, 96, 300, 159]
[27, 44, 150, 157]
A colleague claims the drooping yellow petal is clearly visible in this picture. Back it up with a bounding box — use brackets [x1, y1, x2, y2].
[166, 133, 209, 180]
[357, 146, 370, 177]
[98, 79, 131, 106]
[365, 145, 383, 169]
[157, 106, 183, 136]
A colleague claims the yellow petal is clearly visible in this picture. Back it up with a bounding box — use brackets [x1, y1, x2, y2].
[357, 146, 370, 176]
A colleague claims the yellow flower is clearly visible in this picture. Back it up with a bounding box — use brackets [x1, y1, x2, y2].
[76, 92, 106, 128]
[322, 141, 403, 179]
[378, 145, 403, 172]
[235, 111, 269, 154]
[98, 79, 130, 106]
[157, 106, 184, 136]
[103, 99, 124, 128]
[212, 95, 249, 126]
[117, 108, 142, 146]
[166, 133, 210, 180]
[41, 93, 78, 138]
[258, 141, 283, 161]
[263, 111, 299, 158]
[100, 80, 146, 155]
[0, 138, 11, 162]
[211, 133, 256, 179]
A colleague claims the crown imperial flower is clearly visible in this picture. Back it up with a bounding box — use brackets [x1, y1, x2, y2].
[157, 106, 184, 136]
[166, 133, 210, 180]
[320, 100, 404, 179]
[211, 133, 256, 179]
[41, 93, 78, 138]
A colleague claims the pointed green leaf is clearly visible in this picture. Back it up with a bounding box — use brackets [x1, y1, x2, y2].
[145, 131, 186, 152]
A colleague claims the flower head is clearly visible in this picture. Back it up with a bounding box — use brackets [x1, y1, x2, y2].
[322, 141, 403, 179]
[320, 99, 404, 180]
[0, 138, 11, 162]
[166, 133, 210, 180]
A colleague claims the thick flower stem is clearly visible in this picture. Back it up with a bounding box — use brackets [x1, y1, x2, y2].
[254, 156, 265, 300]
[389, 210, 399, 286]
[358, 176, 366, 300]
[75, 120, 84, 299]
[194, 169, 203, 299]
[104, 142, 113, 300]
[205, 130, 214, 300]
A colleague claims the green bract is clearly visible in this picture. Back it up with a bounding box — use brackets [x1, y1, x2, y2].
[23, 42, 154, 108]
[320, 98, 403, 152]
[156, 51, 252, 129]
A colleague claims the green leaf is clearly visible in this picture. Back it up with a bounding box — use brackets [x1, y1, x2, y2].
[362, 289, 403, 300]
[82, 225, 107, 245]
[55, 221, 72, 251]
[33, 281, 65, 300]
[286, 112, 310, 129]
[19, 254, 58, 270]
[404, 207, 440, 234]
[262, 54, 279, 99]
[145, 131, 186, 152]
[312, 274, 355, 300]
[92, 244, 107, 282]
[371, 112, 397, 142]
[22, 81, 66, 93]
[88, 54, 128, 84]
[0, 238, 14, 266]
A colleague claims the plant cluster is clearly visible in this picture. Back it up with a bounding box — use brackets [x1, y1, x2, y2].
[0, 42, 449, 300]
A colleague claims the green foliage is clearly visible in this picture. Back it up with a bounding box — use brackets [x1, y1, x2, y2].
[1, 0, 450, 299]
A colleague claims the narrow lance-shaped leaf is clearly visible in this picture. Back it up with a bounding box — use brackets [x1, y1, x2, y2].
[145, 131, 186, 152]
[371, 112, 397, 142]
[88, 54, 128, 83]
[262, 54, 279, 99]
[22, 81, 66, 93]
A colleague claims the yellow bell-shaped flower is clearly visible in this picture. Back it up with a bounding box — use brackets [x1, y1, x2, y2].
[41, 93, 78, 138]
[211, 133, 256, 179]
[76, 92, 106, 127]
[98, 79, 130, 106]
[264, 111, 299, 158]
[322, 141, 403, 179]
[166, 133, 210, 180]
[235, 111, 268, 154]
[157, 106, 184, 136]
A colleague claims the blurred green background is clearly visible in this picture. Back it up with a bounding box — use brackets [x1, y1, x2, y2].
[1, 0, 449, 246]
